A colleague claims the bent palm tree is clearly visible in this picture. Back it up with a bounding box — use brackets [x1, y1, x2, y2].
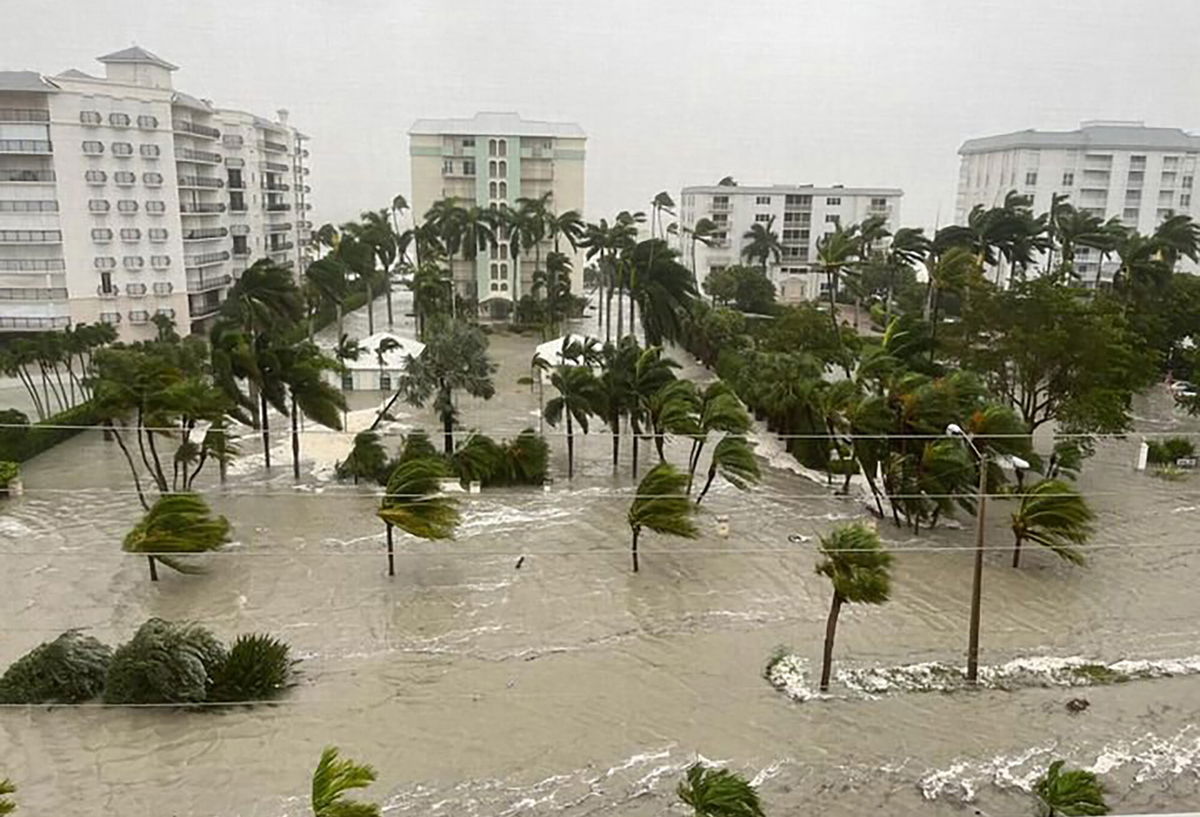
[1010, 479, 1094, 567]
[815, 523, 892, 691]
[627, 463, 698, 572]
[377, 457, 460, 577]
[1033, 760, 1108, 817]
[544, 365, 601, 479]
[311, 746, 380, 817]
[695, 436, 760, 504]
[0, 779, 14, 816]
[677, 762, 765, 817]
[741, 218, 782, 273]
[122, 493, 231, 582]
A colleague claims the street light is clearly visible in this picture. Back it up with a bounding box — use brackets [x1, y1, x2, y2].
[946, 422, 987, 684]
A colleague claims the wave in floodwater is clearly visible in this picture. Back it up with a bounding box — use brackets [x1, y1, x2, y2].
[766, 654, 1200, 702]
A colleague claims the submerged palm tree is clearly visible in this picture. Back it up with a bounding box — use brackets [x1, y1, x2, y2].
[122, 493, 231, 582]
[311, 746, 381, 817]
[677, 762, 765, 817]
[543, 365, 600, 479]
[1010, 479, 1094, 568]
[377, 457, 461, 577]
[1033, 760, 1108, 817]
[815, 523, 892, 691]
[627, 463, 698, 572]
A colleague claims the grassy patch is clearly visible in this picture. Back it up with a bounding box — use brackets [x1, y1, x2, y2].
[1072, 663, 1130, 685]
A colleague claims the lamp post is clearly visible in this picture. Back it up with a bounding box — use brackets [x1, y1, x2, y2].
[947, 424, 1031, 684]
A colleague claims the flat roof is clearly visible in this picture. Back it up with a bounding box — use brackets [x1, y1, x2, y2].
[960, 122, 1200, 154]
[682, 184, 903, 196]
[410, 111, 585, 138]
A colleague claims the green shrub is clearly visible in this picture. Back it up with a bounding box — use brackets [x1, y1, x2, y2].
[452, 434, 505, 486]
[0, 461, 17, 493]
[336, 431, 391, 485]
[103, 619, 226, 704]
[1147, 436, 1195, 465]
[500, 429, 549, 485]
[0, 402, 101, 463]
[0, 631, 112, 704]
[209, 634, 294, 702]
[399, 429, 439, 464]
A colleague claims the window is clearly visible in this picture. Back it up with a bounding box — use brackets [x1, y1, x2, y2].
[229, 192, 245, 211]
[89, 199, 110, 213]
[500, 281, 508, 291]
[152, 280, 173, 293]
[341, 372, 354, 391]
[126, 283, 147, 297]
[755, 196, 771, 205]
[1062, 171, 1075, 186]
[1024, 171, 1038, 186]
[114, 171, 136, 186]
[490, 282, 499, 292]
[137, 114, 158, 129]
[1164, 156, 1180, 169]
[85, 170, 107, 184]
[0, 230, 62, 242]
[498, 160, 507, 177]
[111, 142, 133, 157]
[140, 144, 160, 157]
[155, 308, 175, 319]
[489, 160, 497, 178]
[499, 244, 508, 260]
[91, 228, 113, 242]
[488, 138, 497, 156]
[489, 181, 497, 198]
[825, 197, 841, 205]
[123, 256, 145, 270]
[785, 194, 811, 206]
[120, 228, 141, 242]
[99, 272, 113, 294]
[117, 200, 139, 213]
[1183, 176, 1194, 189]
[143, 172, 163, 186]
[109, 113, 130, 127]
[0, 200, 57, 212]
[222, 134, 243, 148]
[145, 200, 165, 214]
[462, 137, 474, 147]
[442, 159, 453, 174]
[871, 197, 888, 207]
[128, 310, 150, 324]
[754, 213, 771, 223]
[379, 372, 392, 391]
[94, 256, 116, 270]
[82, 140, 104, 154]
[498, 181, 507, 199]
[1126, 189, 1142, 202]
[99, 312, 121, 325]
[490, 262, 499, 280]
[500, 263, 508, 279]
[1162, 172, 1178, 187]
[498, 139, 507, 157]
[1183, 194, 1192, 208]
[80, 110, 102, 125]
[824, 214, 840, 223]
[148, 228, 168, 242]
[463, 159, 475, 175]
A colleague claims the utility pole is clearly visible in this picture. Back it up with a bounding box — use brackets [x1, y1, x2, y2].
[966, 449, 987, 684]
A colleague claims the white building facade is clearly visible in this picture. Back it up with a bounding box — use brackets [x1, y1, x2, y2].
[957, 121, 1200, 282]
[679, 184, 902, 303]
[0, 47, 311, 340]
[408, 113, 585, 315]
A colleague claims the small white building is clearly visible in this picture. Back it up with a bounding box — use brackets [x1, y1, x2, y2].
[336, 331, 424, 391]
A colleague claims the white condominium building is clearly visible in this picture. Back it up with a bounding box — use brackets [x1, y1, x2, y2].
[957, 121, 1200, 282]
[679, 184, 902, 303]
[409, 112, 585, 315]
[0, 46, 312, 340]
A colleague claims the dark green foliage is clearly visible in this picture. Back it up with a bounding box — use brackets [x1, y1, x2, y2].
[451, 434, 505, 486]
[399, 430, 439, 464]
[677, 762, 765, 817]
[1146, 436, 1195, 465]
[336, 431, 391, 485]
[103, 619, 227, 704]
[209, 634, 294, 702]
[0, 778, 13, 815]
[0, 402, 101, 463]
[312, 746, 381, 817]
[0, 631, 112, 704]
[0, 461, 16, 492]
[122, 493, 231, 576]
[500, 428, 550, 485]
[1034, 760, 1108, 816]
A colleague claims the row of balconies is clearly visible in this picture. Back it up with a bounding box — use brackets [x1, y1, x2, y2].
[0, 169, 55, 183]
[0, 287, 68, 301]
[185, 272, 232, 293]
[180, 202, 226, 214]
[0, 140, 52, 154]
[176, 147, 221, 164]
[183, 227, 229, 241]
[97, 282, 175, 299]
[96, 309, 176, 326]
[0, 108, 50, 123]
[184, 250, 231, 268]
[178, 175, 224, 189]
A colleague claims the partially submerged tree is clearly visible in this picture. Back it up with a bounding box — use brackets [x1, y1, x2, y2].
[677, 762, 766, 817]
[122, 493, 231, 582]
[311, 746, 381, 817]
[1033, 760, 1108, 817]
[103, 619, 226, 704]
[1010, 479, 1094, 568]
[627, 463, 698, 572]
[377, 457, 461, 576]
[815, 523, 892, 692]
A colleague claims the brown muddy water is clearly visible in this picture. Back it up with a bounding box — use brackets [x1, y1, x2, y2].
[2, 294, 1199, 816]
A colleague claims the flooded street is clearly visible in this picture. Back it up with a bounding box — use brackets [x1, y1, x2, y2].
[2, 294, 1199, 816]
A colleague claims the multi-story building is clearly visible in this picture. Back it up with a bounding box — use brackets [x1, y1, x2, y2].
[408, 112, 585, 316]
[957, 121, 1200, 283]
[0, 46, 311, 339]
[679, 184, 903, 303]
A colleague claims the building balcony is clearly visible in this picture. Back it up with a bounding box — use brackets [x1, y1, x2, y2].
[265, 222, 293, 233]
[268, 241, 295, 253]
[185, 250, 231, 268]
[182, 227, 229, 241]
[178, 176, 224, 189]
[96, 285, 118, 299]
[262, 161, 289, 173]
[0, 287, 68, 302]
[0, 109, 50, 123]
[230, 204, 248, 213]
[0, 140, 52, 154]
[266, 202, 292, 212]
[175, 147, 222, 164]
[173, 120, 221, 139]
[263, 182, 290, 192]
[187, 294, 224, 318]
[180, 202, 226, 214]
[232, 247, 250, 258]
[0, 230, 62, 244]
[519, 146, 552, 160]
[0, 169, 55, 183]
[261, 140, 288, 153]
[710, 203, 731, 213]
[186, 272, 232, 292]
[0, 315, 70, 331]
[228, 179, 245, 189]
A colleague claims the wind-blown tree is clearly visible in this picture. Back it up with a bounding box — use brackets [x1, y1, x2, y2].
[694, 435, 760, 504]
[741, 217, 782, 274]
[1033, 760, 1108, 817]
[650, 190, 676, 239]
[702, 265, 776, 314]
[353, 207, 401, 327]
[627, 345, 681, 477]
[122, 493, 231, 582]
[880, 227, 931, 325]
[385, 319, 497, 452]
[336, 430, 390, 485]
[306, 255, 350, 345]
[686, 380, 751, 490]
[627, 462, 698, 572]
[409, 261, 450, 340]
[683, 216, 719, 288]
[626, 238, 698, 346]
[547, 208, 585, 255]
[377, 457, 460, 576]
[677, 762, 765, 817]
[815, 522, 892, 692]
[0, 778, 13, 816]
[311, 747, 381, 817]
[543, 364, 601, 478]
[272, 342, 346, 479]
[814, 221, 862, 343]
[645, 378, 699, 463]
[1009, 479, 1094, 568]
[535, 250, 575, 331]
[427, 197, 498, 311]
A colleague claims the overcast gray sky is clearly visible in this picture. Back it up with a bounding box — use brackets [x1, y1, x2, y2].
[7, 0, 1200, 231]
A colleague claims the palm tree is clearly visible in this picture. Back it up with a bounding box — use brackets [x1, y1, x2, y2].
[0, 778, 14, 816]
[694, 436, 760, 505]
[814, 222, 861, 343]
[628, 239, 699, 347]
[355, 208, 401, 328]
[311, 746, 381, 817]
[613, 211, 645, 339]
[677, 762, 765, 817]
[594, 339, 637, 474]
[684, 216, 719, 289]
[547, 208, 585, 255]
[543, 365, 601, 478]
[1153, 213, 1200, 269]
[306, 256, 350, 342]
[122, 493, 231, 582]
[1033, 760, 1108, 817]
[741, 217, 782, 274]
[815, 523, 892, 691]
[627, 345, 680, 478]
[276, 342, 346, 479]
[377, 457, 460, 576]
[627, 462, 698, 572]
[883, 227, 931, 324]
[645, 378, 698, 463]
[651, 190, 676, 239]
[1009, 479, 1094, 567]
[686, 380, 751, 491]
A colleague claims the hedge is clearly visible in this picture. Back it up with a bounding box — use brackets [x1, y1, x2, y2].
[0, 402, 102, 463]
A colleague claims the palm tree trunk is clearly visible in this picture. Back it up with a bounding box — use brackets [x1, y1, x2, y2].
[442, 410, 454, 455]
[366, 282, 374, 335]
[631, 525, 640, 572]
[610, 413, 620, 476]
[385, 274, 395, 327]
[291, 393, 300, 480]
[819, 593, 843, 691]
[1012, 532, 1023, 568]
[687, 439, 705, 494]
[108, 422, 150, 511]
[630, 418, 640, 479]
[147, 555, 159, 582]
[386, 523, 395, 577]
[260, 391, 272, 470]
[695, 462, 718, 505]
[566, 412, 574, 479]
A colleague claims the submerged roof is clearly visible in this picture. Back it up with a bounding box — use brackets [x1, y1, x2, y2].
[344, 332, 425, 371]
[0, 71, 58, 93]
[960, 122, 1200, 154]
[410, 111, 585, 138]
[96, 46, 178, 71]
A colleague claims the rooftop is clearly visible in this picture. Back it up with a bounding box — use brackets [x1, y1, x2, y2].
[960, 121, 1200, 154]
[96, 45, 178, 71]
[410, 111, 585, 138]
[343, 332, 426, 371]
[682, 183, 903, 196]
[0, 71, 59, 93]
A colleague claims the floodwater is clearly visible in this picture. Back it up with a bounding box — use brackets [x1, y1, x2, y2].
[2, 292, 1199, 816]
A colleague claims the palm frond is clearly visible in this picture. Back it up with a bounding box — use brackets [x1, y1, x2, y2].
[312, 746, 380, 817]
[677, 762, 765, 817]
[122, 493, 231, 574]
[710, 436, 761, 490]
[816, 523, 892, 605]
[629, 463, 699, 538]
[1034, 760, 1108, 817]
[378, 457, 460, 540]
